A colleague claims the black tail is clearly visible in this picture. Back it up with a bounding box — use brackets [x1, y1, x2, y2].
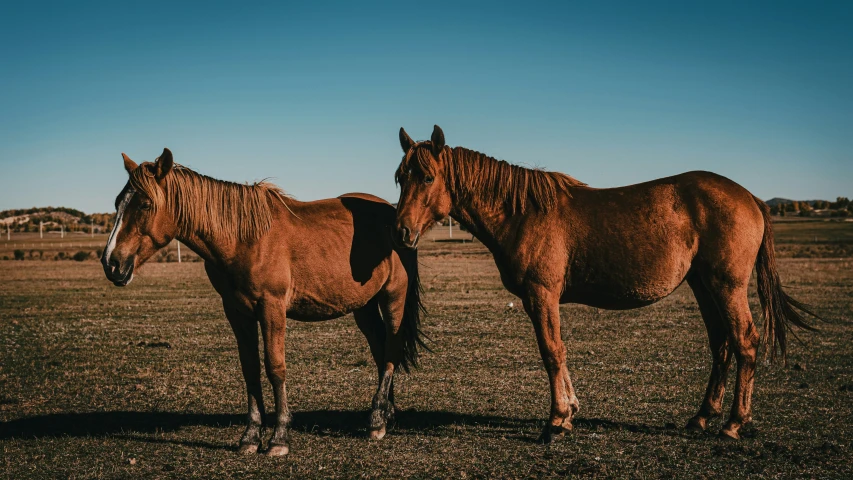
[397, 248, 429, 373]
[752, 196, 819, 361]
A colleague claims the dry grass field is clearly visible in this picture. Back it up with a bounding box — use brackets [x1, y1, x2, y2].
[1, 222, 852, 478]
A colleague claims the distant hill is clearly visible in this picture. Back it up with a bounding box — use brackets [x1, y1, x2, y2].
[765, 198, 793, 207]
[0, 207, 114, 233]
[765, 198, 826, 208]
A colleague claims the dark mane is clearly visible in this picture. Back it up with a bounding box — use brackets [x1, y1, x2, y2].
[398, 143, 586, 214]
[129, 163, 289, 243]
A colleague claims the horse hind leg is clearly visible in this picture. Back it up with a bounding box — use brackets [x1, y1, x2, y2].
[354, 300, 395, 439]
[719, 289, 760, 440]
[686, 274, 732, 432]
[704, 278, 760, 440]
[369, 282, 411, 440]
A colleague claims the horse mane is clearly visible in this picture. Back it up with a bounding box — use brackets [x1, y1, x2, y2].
[399, 143, 586, 214]
[128, 163, 289, 243]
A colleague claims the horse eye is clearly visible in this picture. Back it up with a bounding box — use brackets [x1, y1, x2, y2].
[140, 202, 152, 211]
[424, 176, 434, 185]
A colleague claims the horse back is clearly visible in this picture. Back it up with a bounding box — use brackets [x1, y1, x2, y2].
[514, 171, 764, 309]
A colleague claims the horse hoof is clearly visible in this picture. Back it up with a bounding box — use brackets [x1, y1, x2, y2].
[719, 428, 739, 441]
[685, 417, 707, 433]
[369, 425, 387, 441]
[238, 443, 259, 454]
[265, 444, 290, 456]
[538, 430, 564, 444]
[537, 424, 570, 444]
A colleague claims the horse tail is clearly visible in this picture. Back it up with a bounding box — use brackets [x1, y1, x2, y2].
[397, 247, 430, 373]
[752, 195, 819, 361]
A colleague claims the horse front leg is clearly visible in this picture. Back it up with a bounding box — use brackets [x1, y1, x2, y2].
[257, 297, 291, 456]
[522, 285, 579, 444]
[225, 308, 266, 454]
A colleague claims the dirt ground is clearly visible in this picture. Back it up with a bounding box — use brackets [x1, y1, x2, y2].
[1, 227, 851, 478]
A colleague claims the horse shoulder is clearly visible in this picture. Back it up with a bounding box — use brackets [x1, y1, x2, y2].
[496, 209, 572, 295]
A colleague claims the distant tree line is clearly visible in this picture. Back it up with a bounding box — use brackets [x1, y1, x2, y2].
[770, 197, 852, 217]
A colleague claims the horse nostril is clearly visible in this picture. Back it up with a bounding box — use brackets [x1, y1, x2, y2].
[110, 259, 120, 272]
[400, 226, 411, 242]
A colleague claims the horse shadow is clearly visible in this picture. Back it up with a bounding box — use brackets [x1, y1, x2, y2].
[0, 409, 690, 448]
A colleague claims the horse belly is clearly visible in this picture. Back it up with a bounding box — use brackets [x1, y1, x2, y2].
[287, 270, 386, 322]
[286, 286, 374, 322]
[562, 280, 680, 310]
[563, 244, 694, 309]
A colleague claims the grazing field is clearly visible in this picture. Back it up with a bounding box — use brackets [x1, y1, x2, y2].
[1, 227, 852, 478]
[771, 220, 853, 258]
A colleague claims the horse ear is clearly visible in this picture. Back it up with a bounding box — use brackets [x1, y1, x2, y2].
[121, 153, 138, 175]
[430, 125, 445, 156]
[399, 127, 415, 153]
[155, 148, 174, 180]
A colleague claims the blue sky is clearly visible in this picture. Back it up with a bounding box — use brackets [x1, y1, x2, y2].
[1, 1, 851, 213]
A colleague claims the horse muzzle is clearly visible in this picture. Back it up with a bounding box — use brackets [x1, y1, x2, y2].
[396, 224, 421, 249]
[102, 256, 135, 286]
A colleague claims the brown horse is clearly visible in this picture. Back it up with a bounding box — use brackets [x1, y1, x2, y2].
[101, 148, 425, 455]
[394, 125, 816, 443]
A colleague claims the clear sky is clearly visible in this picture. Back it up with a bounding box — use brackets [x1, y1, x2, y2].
[1, 1, 851, 213]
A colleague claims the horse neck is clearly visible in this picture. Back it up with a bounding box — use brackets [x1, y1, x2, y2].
[447, 153, 514, 252]
[166, 188, 244, 265]
[175, 228, 238, 265]
[450, 202, 512, 252]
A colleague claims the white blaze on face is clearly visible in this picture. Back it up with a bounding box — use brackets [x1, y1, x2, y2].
[103, 188, 135, 265]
